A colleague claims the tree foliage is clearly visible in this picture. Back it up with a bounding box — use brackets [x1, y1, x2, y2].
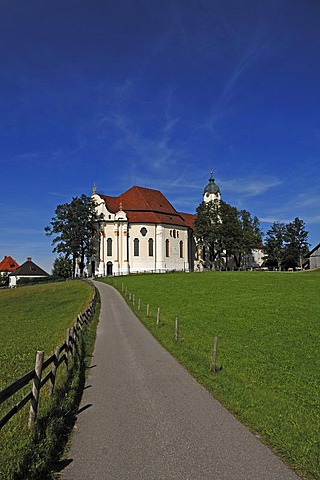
[264, 221, 286, 269]
[194, 200, 262, 270]
[194, 200, 221, 263]
[0, 272, 9, 287]
[45, 194, 98, 277]
[235, 210, 262, 268]
[52, 255, 73, 278]
[264, 218, 309, 269]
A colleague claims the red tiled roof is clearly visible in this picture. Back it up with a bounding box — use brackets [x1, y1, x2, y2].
[179, 212, 195, 229]
[0, 256, 19, 273]
[99, 186, 195, 229]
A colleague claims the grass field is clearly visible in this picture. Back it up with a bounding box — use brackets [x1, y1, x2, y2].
[0, 280, 94, 480]
[102, 271, 320, 480]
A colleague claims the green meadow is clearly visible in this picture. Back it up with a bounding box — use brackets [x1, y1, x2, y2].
[0, 280, 94, 480]
[102, 271, 320, 480]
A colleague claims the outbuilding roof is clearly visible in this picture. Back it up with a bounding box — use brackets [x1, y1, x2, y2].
[307, 242, 320, 257]
[10, 257, 49, 277]
[0, 256, 19, 273]
[99, 186, 195, 229]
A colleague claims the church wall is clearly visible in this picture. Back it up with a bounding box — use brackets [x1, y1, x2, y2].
[97, 220, 191, 275]
[128, 223, 157, 272]
[128, 223, 190, 273]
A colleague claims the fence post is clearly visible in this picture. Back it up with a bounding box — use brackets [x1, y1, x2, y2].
[28, 350, 44, 428]
[156, 307, 160, 325]
[129, 292, 132, 301]
[211, 336, 218, 372]
[65, 328, 70, 371]
[72, 327, 77, 356]
[138, 298, 141, 311]
[77, 314, 82, 330]
[147, 304, 150, 318]
[133, 294, 135, 306]
[49, 346, 60, 396]
[175, 317, 179, 342]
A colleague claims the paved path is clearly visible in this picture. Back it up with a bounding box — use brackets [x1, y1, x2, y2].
[63, 281, 300, 480]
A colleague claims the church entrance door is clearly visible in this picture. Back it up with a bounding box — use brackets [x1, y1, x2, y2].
[107, 261, 113, 276]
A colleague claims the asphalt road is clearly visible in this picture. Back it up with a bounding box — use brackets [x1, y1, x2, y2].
[62, 281, 300, 480]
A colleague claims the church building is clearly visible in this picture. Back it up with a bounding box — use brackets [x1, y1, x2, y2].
[91, 185, 196, 276]
[91, 173, 263, 276]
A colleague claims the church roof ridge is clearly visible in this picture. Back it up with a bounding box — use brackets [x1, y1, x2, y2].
[97, 185, 193, 228]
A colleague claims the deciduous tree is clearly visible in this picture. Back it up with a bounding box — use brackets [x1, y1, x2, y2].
[235, 210, 262, 268]
[45, 194, 98, 277]
[283, 217, 309, 268]
[194, 200, 262, 270]
[264, 221, 286, 270]
[52, 255, 73, 279]
[194, 200, 221, 267]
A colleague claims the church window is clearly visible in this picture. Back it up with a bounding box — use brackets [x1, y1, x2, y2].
[173, 229, 176, 238]
[134, 238, 139, 256]
[177, 231, 179, 238]
[148, 238, 154, 257]
[166, 239, 170, 257]
[180, 241, 184, 258]
[107, 238, 112, 256]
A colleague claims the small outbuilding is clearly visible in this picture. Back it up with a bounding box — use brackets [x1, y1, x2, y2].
[9, 257, 49, 287]
[308, 243, 320, 269]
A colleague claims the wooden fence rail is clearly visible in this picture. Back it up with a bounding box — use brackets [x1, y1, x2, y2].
[0, 288, 98, 430]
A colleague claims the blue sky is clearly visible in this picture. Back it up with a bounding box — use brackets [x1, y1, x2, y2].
[1, 0, 319, 272]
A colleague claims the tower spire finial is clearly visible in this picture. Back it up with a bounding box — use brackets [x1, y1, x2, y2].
[92, 183, 97, 195]
[209, 167, 215, 182]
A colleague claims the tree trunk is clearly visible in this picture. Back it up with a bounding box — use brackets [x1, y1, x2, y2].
[72, 254, 77, 278]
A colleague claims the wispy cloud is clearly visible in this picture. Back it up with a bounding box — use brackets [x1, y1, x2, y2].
[221, 176, 282, 197]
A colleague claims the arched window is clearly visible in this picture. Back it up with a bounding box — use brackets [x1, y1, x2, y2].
[134, 238, 139, 257]
[166, 239, 170, 257]
[107, 238, 112, 256]
[179, 240, 184, 258]
[148, 238, 154, 257]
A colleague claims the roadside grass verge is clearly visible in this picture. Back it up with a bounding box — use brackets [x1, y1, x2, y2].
[0, 281, 99, 480]
[101, 272, 320, 480]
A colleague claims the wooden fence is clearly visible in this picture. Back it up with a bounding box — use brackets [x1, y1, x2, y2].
[0, 288, 98, 430]
[118, 281, 220, 372]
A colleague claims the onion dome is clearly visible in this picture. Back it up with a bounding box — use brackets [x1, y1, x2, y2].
[203, 172, 220, 195]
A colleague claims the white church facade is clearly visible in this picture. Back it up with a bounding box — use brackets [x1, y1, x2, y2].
[91, 185, 195, 276]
